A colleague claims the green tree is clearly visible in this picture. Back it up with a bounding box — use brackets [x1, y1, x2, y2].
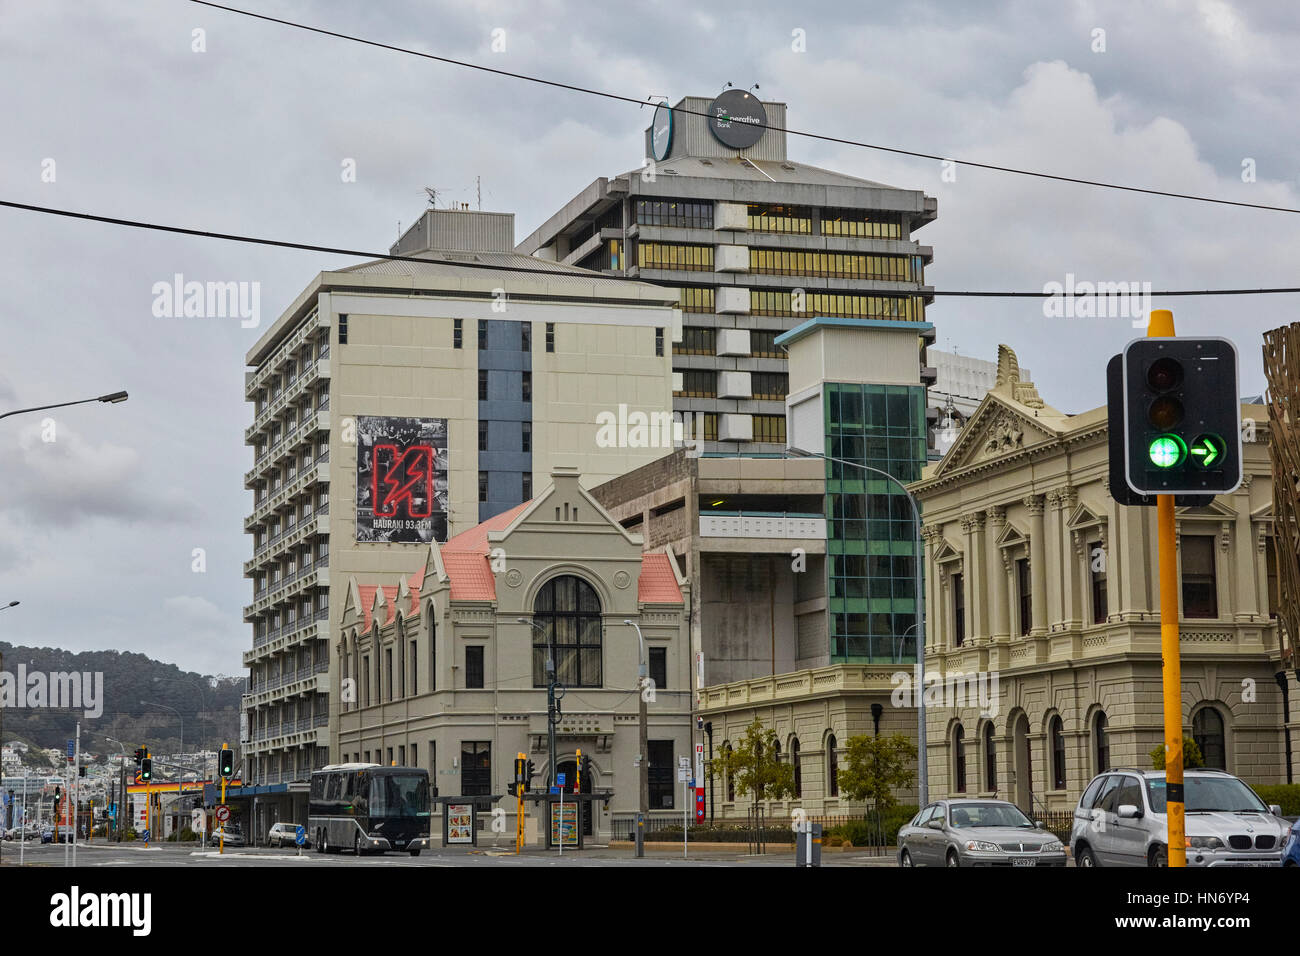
[837, 733, 917, 811]
[711, 718, 794, 813]
[1149, 736, 1204, 770]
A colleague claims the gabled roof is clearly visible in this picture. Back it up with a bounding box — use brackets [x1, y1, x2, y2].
[439, 500, 533, 602]
[638, 551, 683, 604]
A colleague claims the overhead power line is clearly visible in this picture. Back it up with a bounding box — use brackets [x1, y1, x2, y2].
[3, 197, 1298, 297]
[189, 0, 1300, 216]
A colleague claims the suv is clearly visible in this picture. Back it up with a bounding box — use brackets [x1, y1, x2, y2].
[1070, 768, 1288, 867]
[268, 822, 309, 848]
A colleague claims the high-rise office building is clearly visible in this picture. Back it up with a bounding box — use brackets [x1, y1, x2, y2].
[237, 208, 679, 817]
[517, 93, 937, 454]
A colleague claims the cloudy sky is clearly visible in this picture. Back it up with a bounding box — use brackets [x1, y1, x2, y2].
[1, 0, 1294, 675]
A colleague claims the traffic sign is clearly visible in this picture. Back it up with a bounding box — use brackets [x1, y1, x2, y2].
[141, 828, 150, 842]
[295, 825, 307, 847]
[556, 773, 566, 787]
[549, 786, 560, 795]
[66, 740, 75, 761]
[215, 804, 230, 823]
[695, 787, 705, 823]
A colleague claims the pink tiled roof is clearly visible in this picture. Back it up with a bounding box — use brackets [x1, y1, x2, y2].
[638, 551, 683, 604]
[439, 500, 532, 602]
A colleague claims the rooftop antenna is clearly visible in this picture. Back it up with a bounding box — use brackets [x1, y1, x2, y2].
[423, 186, 439, 208]
[476, 176, 481, 211]
[641, 94, 669, 109]
[747, 83, 760, 95]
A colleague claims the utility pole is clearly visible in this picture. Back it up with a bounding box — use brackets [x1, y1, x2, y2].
[624, 620, 649, 859]
[517, 619, 560, 789]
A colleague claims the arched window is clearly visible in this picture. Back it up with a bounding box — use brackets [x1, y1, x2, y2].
[1050, 716, 1067, 790]
[953, 724, 967, 793]
[983, 722, 997, 792]
[791, 738, 802, 798]
[532, 575, 602, 687]
[1193, 707, 1226, 769]
[1094, 711, 1110, 773]
[827, 735, 839, 797]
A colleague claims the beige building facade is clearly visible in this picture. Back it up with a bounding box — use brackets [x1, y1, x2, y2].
[909, 346, 1296, 814]
[334, 467, 693, 841]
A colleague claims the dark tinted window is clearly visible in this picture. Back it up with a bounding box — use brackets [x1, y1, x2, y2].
[1112, 776, 1142, 812]
[1079, 775, 1107, 810]
[1094, 775, 1122, 813]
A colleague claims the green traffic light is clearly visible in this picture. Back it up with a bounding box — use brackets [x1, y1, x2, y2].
[1189, 433, 1225, 468]
[1148, 434, 1187, 468]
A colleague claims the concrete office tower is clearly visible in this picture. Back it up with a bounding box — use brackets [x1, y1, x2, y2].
[518, 93, 937, 454]
[239, 208, 680, 808]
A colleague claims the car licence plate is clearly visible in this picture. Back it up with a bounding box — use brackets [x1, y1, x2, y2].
[1012, 858, 1037, 867]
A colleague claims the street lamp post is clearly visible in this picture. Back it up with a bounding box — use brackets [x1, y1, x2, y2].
[517, 618, 559, 791]
[0, 391, 128, 423]
[141, 701, 183, 838]
[153, 677, 208, 776]
[623, 619, 649, 860]
[0, 600, 16, 866]
[789, 446, 929, 805]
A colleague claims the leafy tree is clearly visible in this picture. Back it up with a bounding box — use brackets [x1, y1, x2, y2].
[837, 733, 917, 811]
[1149, 737, 1204, 770]
[711, 718, 794, 813]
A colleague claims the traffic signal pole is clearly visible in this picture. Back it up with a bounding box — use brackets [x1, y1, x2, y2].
[1149, 309, 1186, 867]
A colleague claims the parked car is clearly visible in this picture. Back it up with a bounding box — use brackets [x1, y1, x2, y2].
[211, 824, 245, 847]
[897, 798, 1067, 867]
[268, 822, 310, 848]
[1070, 768, 1288, 866]
[1280, 819, 1300, 867]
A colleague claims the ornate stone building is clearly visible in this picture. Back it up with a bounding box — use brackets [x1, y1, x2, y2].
[909, 346, 1295, 814]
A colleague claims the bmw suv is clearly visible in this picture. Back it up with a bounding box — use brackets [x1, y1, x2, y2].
[1070, 768, 1288, 867]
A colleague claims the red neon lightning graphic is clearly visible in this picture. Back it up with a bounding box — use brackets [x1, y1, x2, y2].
[372, 444, 435, 518]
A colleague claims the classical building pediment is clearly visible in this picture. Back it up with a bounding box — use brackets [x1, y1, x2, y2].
[936, 397, 1060, 474]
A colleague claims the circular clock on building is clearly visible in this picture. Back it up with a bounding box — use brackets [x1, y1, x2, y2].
[707, 89, 767, 150]
[651, 101, 673, 161]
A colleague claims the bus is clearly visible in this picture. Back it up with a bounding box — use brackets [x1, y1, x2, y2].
[309, 764, 431, 856]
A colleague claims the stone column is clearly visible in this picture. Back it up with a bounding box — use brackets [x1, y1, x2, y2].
[1058, 487, 1080, 629]
[1023, 494, 1048, 636]
[986, 506, 1009, 641]
[963, 512, 987, 642]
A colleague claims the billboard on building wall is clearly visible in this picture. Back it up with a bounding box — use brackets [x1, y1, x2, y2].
[355, 416, 449, 543]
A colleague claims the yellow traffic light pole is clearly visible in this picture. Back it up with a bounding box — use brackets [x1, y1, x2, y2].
[1149, 309, 1186, 867]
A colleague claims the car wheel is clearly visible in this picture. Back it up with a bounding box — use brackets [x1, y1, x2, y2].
[1149, 844, 1167, 867]
[409, 849, 421, 857]
[1075, 845, 1099, 868]
[900, 849, 914, 867]
[946, 849, 960, 868]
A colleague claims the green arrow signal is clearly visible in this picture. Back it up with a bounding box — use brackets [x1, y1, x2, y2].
[1189, 434, 1223, 467]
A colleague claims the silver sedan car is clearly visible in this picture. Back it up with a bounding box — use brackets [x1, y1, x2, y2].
[898, 799, 1068, 867]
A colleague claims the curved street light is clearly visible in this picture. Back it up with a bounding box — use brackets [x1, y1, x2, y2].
[0, 391, 128, 422]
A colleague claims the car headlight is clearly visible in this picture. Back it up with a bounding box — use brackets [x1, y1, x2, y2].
[1186, 836, 1224, 849]
[965, 840, 1000, 852]
[1040, 840, 1063, 852]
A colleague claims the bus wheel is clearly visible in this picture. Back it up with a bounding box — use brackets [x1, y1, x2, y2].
[354, 833, 362, 856]
[315, 830, 324, 854]
[409, 849, 421, 858]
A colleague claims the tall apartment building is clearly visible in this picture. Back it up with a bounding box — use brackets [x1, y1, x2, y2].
[517, 93, 937, 453]
[238, 209, 680, 816]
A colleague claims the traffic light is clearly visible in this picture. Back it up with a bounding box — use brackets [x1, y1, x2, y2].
[219, 748, 234, 779]
[1118, 338, 1241, 496]
[133, 747, 144, 765]
[53, 786, 61, 802]
[580, 754, 592, 791]
[140, 755, 152, 782]
[79, 766, 86, 778]
[525, 759, 537, 786]
[512, 754, 528, 796]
